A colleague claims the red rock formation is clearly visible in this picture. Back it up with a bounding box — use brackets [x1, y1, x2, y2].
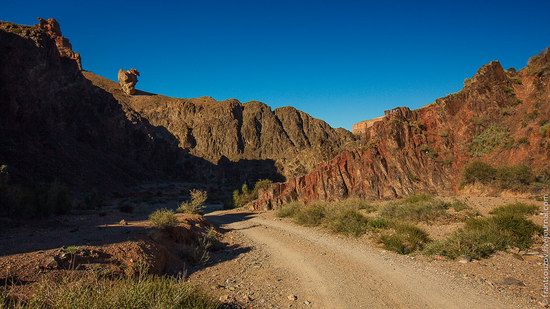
[351, 115, 385, 135]
[253, 50, 550, 210]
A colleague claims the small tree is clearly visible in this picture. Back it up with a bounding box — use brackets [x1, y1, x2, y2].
[177, 189, 208, 214]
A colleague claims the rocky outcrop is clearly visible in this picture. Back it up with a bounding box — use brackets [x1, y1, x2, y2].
[0, 20, 187, 191]
[85, 74, 356, 179]
[0, 19, 354, 194]
[37, 18, 82, 70]
[351, 115, 385, 135]
[118, 68, 140, 95]
[253, 50, 550, 210]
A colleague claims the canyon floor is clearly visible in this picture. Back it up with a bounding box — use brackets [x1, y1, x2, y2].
[192, 207, 541, 309]
[0, 184, 544, 308]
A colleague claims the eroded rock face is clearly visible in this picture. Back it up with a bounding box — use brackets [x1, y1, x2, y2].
[118, 68, 140, 95]
[0, 19, 354, 192]
[37, 17, 82, 70]
[252, 52, 550, 210]
[0, 21, 186, 191]
[84, 75, 356, 179]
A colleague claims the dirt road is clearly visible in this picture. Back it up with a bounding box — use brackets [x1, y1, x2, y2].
[199, 209, 535, 309]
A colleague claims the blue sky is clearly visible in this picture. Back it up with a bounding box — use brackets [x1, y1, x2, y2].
[4, 0, 550, 129]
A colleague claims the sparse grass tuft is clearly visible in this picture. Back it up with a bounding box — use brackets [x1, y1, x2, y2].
[468, 125, 512, 156]
[149, 208, 178, 229]
[177, 189, 208, 214]
[489, 203, 538, 217]
[326, 209, 369, 237]
[379, 223, 430, 254]
[425, 203, 540, 259]
[462, 161, 496, 185]
[380, 194, 451, 223]
[367, 217, 390, 230]
[276, 201, 302, 218]
[1, 273, 219, 308]
[294, 203, 326, 226]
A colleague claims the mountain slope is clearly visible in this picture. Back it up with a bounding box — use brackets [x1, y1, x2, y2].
[0, 19, 353, 198]
[253, 48, 550, 209]
[84, 72, 355, 179]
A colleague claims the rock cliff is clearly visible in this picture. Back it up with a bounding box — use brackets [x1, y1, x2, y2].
[0, 18, 354, 194]
[253, 49, 550, 209]
[84, 73, 355, 179]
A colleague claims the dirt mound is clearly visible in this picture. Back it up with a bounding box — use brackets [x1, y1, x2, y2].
[0, 214, 215, 292]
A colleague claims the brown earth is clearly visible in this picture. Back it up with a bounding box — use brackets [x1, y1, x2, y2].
[1, 192, 543, 308]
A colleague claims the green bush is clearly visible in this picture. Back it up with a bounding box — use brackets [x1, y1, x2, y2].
[380, 223, 430, 254]
[232, 179, 273, 208]
[489, 203, 538, 217]
[425, 204, 540, 259]
[495, 165, 535, 190]
[332, 198, 376, 212]
[294, 203, 326, 226]
[380, 194, 450, 223]
[1, 274, 219, 309]
[468, 125, 512, 156]
[276, 201, 302, 218]
[367, 217, 390, 230]
[149, 209, 178, 229]
[462, 162, 538, 191]
[327, 209, 369, 237]
[448, 199, 470, 212]
[177, 189, 208, 214]
[462, 161, 496, 185]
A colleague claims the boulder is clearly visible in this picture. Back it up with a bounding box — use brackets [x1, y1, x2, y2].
[118, 68, 140, 95]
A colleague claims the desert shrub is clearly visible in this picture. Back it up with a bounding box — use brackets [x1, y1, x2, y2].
[333, 198, 376, 212]
[462, 161, 540, 190]
[425, 205, 540, 259]
[149, 209, 178, 229]
[232, 179, 273, 208]
[495, 165, 535, 190]
[276, 201, 302, 218]
[462, 161, 497, 185]
[489, 203, 538, 217]
[468, 125, 512, 156]
[327, 209, 369, 237]
[380, 194, 450, 223]
[379, 223, 430, 254]
[448, 199, 469, 212]
[177, 189, 208, 214]
[1, 274, 219, 309]
[294, 203, 326, 226]
[367, 217, 390, 230]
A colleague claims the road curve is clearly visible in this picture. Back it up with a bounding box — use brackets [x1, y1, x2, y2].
[205, 210, 526, 309]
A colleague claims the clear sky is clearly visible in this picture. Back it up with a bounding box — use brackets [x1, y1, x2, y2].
[3, 0, 550, 129]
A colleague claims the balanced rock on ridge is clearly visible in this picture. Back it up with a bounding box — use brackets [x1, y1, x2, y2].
[118, 68, 140, 95]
